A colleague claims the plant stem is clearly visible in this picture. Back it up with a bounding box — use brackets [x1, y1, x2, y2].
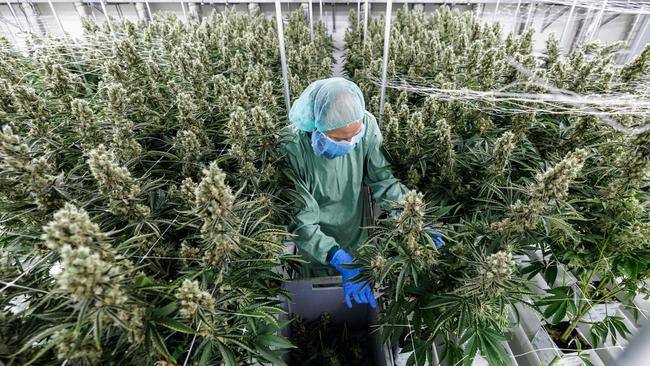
[559, 241, 610, 342]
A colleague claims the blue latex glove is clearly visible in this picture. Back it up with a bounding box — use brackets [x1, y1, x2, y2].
[330, 249, 377, 309]
[424, 227, 445, 249]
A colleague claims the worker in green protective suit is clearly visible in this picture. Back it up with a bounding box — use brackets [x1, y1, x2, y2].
[281, 78, 443, 308]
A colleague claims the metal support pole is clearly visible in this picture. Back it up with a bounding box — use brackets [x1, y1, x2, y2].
[308, 0, 313, 42]
[524, 1, 535, 31]
[319, 0, 323, 21]
[180, 0, 188, 23]
[331, 1, 336, 31]
[274, 0, 291, 114]
[5, 1, 23, 32]
[363, 0, 369, 44]
[378, 0, 393, 124]
[512, 0, 521, 34]
[560, 0, 578, 46]
[144, 0, 153, 21]
[46, 0, 67, 37]
[99, 0, 116, 39]
[627, 15, 650, 62]
[357, 0, 360, 31]
[586, 0, 608, 41]
[492, 0, 500, 21]
[135, 2, 150, 21]
[21, 1, 45, 35]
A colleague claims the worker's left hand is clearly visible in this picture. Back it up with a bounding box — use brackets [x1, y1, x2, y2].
[424, 227, 445, 249]
[330, 249, 377, 309]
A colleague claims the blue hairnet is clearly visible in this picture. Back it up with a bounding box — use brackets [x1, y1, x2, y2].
[289, 77, 366, 132]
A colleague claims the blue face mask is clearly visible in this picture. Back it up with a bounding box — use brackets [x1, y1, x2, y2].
[311, 123, 366, 159]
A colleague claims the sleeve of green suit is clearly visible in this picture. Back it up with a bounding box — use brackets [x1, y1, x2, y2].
[364, 115, 409, 208]
[284, 150, 339, 265]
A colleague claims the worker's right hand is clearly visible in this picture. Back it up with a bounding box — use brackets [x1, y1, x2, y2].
[329, 249, 377, 309]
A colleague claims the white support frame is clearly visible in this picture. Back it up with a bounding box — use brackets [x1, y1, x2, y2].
[99, 0, 116, 38]
[274, 0, 291, 113]
[560, 0, 578, 45]
[179, 0, 187, 22]
[378, 0, 392, 124]
[46, 0, 67, 38]
[144, 0, 153, 20]
[363, 0, 369, 44]
[308, 0, 313, 41]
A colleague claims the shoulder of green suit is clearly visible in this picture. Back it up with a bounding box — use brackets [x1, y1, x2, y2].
[363, 110, 382, 142]
[279, 124, 304, 157]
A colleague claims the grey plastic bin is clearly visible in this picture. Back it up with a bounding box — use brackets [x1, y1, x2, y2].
[280, 276, 394, 366]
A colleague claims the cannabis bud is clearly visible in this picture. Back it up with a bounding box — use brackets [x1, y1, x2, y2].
[397, 190, 426, 231]
[480, 251, 515, 282]
[175, 279, 216, 318]
[488, 131, 515, 176]
[531, 149, 589, 202]
[56, 245, 127, 305]
[42, 203, 105, 251]
[194, 161, 235, 232]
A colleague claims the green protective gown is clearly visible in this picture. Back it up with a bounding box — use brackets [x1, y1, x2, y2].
[281, 111, 408, 276]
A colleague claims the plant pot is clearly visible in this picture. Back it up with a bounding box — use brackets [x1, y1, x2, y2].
[279, 276, 394, 366]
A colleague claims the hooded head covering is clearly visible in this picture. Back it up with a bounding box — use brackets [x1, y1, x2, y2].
[289, 77, 366, 132]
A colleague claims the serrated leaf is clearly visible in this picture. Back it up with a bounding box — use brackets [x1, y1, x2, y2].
[154, 318, 196, 334]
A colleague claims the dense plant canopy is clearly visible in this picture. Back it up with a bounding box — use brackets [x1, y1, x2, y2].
[346, 6, 650, 365]
[0, 10, 332, 366]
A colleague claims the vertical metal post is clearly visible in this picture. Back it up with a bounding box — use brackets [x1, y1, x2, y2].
[180, 0, 188, 22]
[492, 0, 500, 22]
[357, 0, 360, 31]
[274, 0, 291, 113]
[144, 0, 153, 21]
[135, 2, 150, 21]
[99, 0, 116, 39]
[378, 0, 393, 124]
[560, 0, 578, 45]
[627, 15, 650, 62]
[512, 0, 521, 34]
[363, 0, 369, 44]
[587, 0, 608, 41]
[524, 1, 535, 31]
[319, 0, 323, 21]
[21, 1, 45, 34]
[308, 0, 314, 42]
[5, 1, 22, 32]
[46, 0, 67, 37]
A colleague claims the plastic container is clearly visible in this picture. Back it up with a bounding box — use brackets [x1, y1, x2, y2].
[279, 276, 394, 366]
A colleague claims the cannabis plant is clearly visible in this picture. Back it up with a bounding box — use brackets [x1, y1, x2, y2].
[346, 5, 650, 364]
[0, 9, 332, 365]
